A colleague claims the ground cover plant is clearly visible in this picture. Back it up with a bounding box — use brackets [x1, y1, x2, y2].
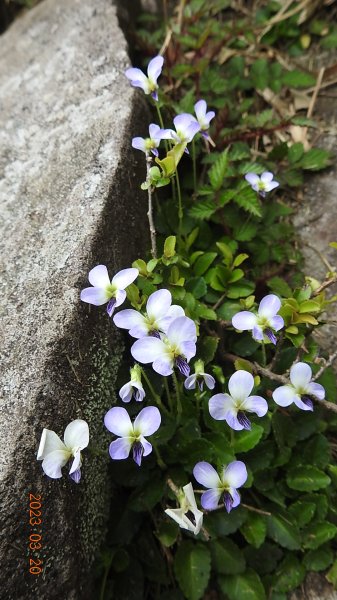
[37, 1, 337, 598]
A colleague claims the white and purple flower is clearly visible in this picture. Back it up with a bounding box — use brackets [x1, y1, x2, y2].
[132, 124, 172, 157]
[119, 364, 145, 403]
[232, 294, 284, 345]
[80, 265, 139, 317]
[104, 406, 161, 466]
[165, 482, 203, 535]
[125, 55, 164, 101]
[245, 172, 279, 197]
[37, 419, 89, 483]
[209, 370, 268, 430]
[193, 460, 247, 513]
[194, 99, 215, 143]
[170, 113, 201, 149]
[131, 316, 197, 377]
[272, 362, 325, 411]
[113, 288, 185, 338]
[184, 359, 215, 391]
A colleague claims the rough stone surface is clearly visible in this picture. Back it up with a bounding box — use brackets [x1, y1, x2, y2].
[0, 0, 149, 598]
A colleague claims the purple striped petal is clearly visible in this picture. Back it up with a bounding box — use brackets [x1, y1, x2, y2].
[294, 396, 314, 411]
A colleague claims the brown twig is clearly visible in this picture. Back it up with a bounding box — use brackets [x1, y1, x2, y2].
[313, 275, 337, 296]
[313, 350, 337, 381]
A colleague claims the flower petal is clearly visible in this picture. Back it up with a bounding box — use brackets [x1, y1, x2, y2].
[252, 325, 264, 341]
[167, 316, 197, 346]
[113, 309, 144, 331]
[80, 287, 109, 306]
[69, 449, 81, 474]
[265, 181, 279, 192]
[139, 436, 153, 457]
[37, 429, 66, 460]
[200, 488, 222, 510]
[289, 362, 312, 389]
[111, 268, 139, 290]
[193, 461, 221, 488]
[125, 67, 148, 88]
[42, 450, 69, 478]
[132, 137, 147, 152]
[88, 265, 111, 288]
[242, 395, 268, 417]
[209, 393, 234, 421]
[203, 373, 216, 390]
[152, 356, 174, 376]
[293, 396, 314, 411]
[228, 370, 254, 401]
[272, 385, 297, 407]
[147, 55, 164, 83]
[180, 341, 196, 361]
[134, 406, 161, 436]
[222, 461, 247, 488]
[260, 171, 274, 183]
[64, 419, 89, 450]
[232, 311, 257, 331]
[119, 382, 133, 402]
[104, 407, 132, 436]
[165, 508, 190, 530]
[131, 337, 166, 364]
[225, 411, 244, 431]
[109, 437, 132, 460]
[146, 289, 172, 320]
[229, 487, 241, 509]
[270, 315, 284, 331]
[245, 173, 259, 186]
[308, 382, 325, 401]
[258, 294, 281, 318]
[194, 99, 206, 120]
[184, 374, 197, 390]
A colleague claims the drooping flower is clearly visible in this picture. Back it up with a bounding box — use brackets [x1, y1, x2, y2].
[80, 265, 139, 317]
[113, 288, 185, 338]
[130, 316, 197, 377]
[37, 419, 89, 483]
[245, 171, 279, 197]
[184, 359, 215, 391]
[194, 100, 215, 143]
[232, 294, 284, 345]
[165, 483, 203, 535]
[104, 406, 161, 466]
[193, 461, 247, 513]
[119, 364, 145, 403]
[125, 55, 164, 101]
[170, 114, 201, 149]
[132, 124, 173, 157]
[272, 362, 325, 411]
[209, 370, 268, 430]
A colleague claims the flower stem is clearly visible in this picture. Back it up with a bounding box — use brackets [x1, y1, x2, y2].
[141, 368, 169, 414]
[192, 138, 197, 192]
[175, 169, 183, 242]
[261, 342, 267, 367]
[172, 371, 182, 423]
[152, 441, 167, 469]
[164, 377, 173, 412]
[155, 103, 165, 130]
[145, 153, 157, 259]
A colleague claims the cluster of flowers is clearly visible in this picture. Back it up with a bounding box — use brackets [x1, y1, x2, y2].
[36, 55, 325, 537]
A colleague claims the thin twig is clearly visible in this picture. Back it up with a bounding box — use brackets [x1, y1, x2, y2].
[145, 153, 157, 259]
[241, 503, 271, 517]
[313, 350, 337, 381]
[307, 67, 325, 119]
[313, 275, 337, 296]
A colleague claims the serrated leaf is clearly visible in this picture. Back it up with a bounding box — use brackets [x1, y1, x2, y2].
[267, 512, 301, 550]
[282, 70, 316, 88]
[274, 555, 305, 593]
[287, 466, 331, 491]
[174, 542, 211, 600]
[303, 522, 337, 550]
[303, 546, 333, 571]
[189, 199, 215, 220]
[209, 150, 229, 191]
[219, 569, 266, 600]
[210, 539, 246, 574]
[300, 148, 332, 171]
[234, 187, 262, 217]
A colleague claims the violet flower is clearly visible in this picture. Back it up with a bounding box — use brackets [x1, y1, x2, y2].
[80, 265, 139, 317]
[194, 100, 215, 143]
[193, 461, 247, 513]
[232, 294, 284, 345]
[113, 288, 185, 338]
[131, 316, 197, 377]
[125, 55, 164, 101]
[119, 364, 145, 403]
[245, 172, 279, 197]
[132, 124, 172, 157]
[104, 406, 161, 466]
[184, 359, 215, 391]
[272, 362, 325, 411]
[37, 419, 89, 483]
[170, 114, 201, 150]
[165, 483, 203, 535]
[209, 370, 268, 430]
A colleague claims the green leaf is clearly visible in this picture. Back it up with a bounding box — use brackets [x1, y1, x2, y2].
[274, 555, 305, 593]
[234, 187, 262, 217]
[288, 142, 304, 163]
[128, 479, 165, 512]
[174, 542, 211, 600]
[198, 336, 219, 365]
[302, 522, 337, 550]
[288, 501, 316, 527]
[300, 148, 332, 171]
[156, 521, 179, 547]
[234, 221, 258, 242]
[209, 149, 229, 191]
[193, 252, 217, 276]
[326, 559, 337, 586]
[233, 253, 249, 267]
[186, 276, 207, 299]
[227, 279, 255, 299]
[164, 236, 176, 258]
[232, 424, 264, 453]
[206, 507, 247, 537]
[267, 276, 292, 297]
[286, 466, 331, 491]
[210, 539, 246, 574]
[189, 199, 215, 220]
[267, 511, 301, 550]
[303, 545, 334, 571]
[240, 512, 267, 548]
[282, 70, 316, 88]
[219, 569, 266, 600]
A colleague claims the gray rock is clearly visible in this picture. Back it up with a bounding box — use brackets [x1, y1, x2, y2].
[0, 0, 149, 598]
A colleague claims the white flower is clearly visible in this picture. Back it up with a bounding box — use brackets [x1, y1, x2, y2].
[37, 419, 89, 483]
[165, 483, 203, 535]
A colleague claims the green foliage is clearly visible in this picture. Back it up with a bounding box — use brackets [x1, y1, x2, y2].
[174, 542, 211, 600]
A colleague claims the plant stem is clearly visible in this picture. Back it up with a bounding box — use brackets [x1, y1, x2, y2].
[175, 169, 183, 242]
[142, 368, 169, 415]
[192, 138, 197, 192]
[152, 441, 167, 469]
[261, 343, 267, 367]
[145, 153, 157, 259]
[172, 371, 182, 423]
[155, 103, 165, 130]
[164, 377, 173, 412]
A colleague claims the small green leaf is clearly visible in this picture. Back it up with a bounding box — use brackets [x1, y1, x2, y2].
[189, 199, 215, 220]
[288, 142, 304, 163]
[210, 539, 246, 574]
[232, 424, 264, 453]
[300, 148, 332, 171]
[288, 501, 316, 527]
[186, 277, 207, 299]
[174, 542, 211, 600]
[303, 522, 337, 550]
[267, 511, 301, 550]
[219, 568, 266, 600]
[156, 521, 179, 548]
[287, 466, 331, 491]
[326, 559, 337, 586]
[240, 513, 267, 548]
[282, 70, 316, 88]
[198, 336, 219, 365]
[303, 545, 334, 571]
[193, 252, 217, 276]
[274, 555, 305, 593]
[209, 149, 229, 191]
[164, 236, 176, 258]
